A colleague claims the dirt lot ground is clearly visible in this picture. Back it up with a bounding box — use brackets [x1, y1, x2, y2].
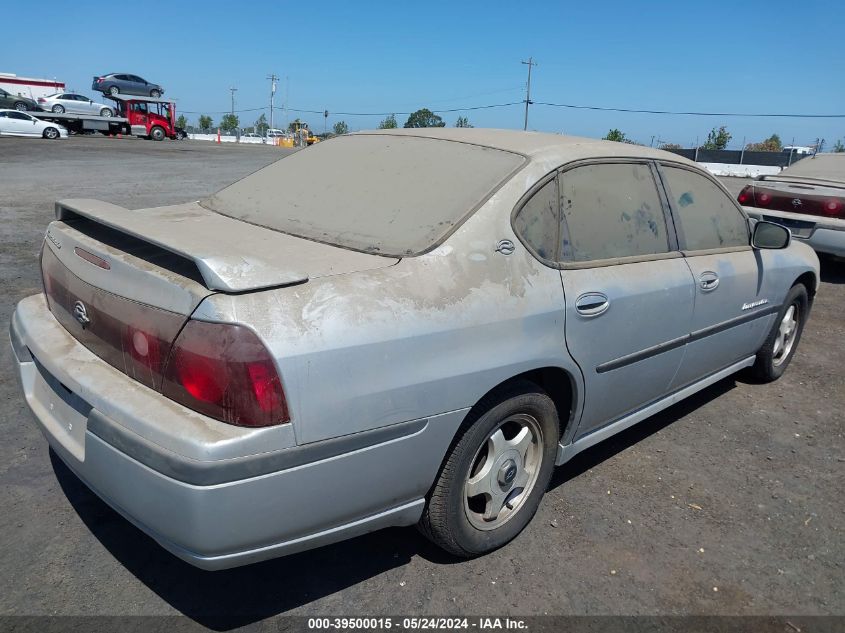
[0, 137, 842, 627]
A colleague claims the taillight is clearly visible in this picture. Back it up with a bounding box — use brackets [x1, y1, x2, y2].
[41, 245, 184, 390]
[161, 320, 289, 427]
[822, 199, 843, 217]
[37, 98, 46, 103]
[737, 185, 754, 205]
[757, 192, 772, 206]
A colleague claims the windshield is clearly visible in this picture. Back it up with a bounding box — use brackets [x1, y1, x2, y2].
[202, 134, 525, 256]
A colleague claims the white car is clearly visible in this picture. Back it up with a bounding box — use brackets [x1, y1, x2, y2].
[37, 93, 114, 117]
[0, 110, 67, 139]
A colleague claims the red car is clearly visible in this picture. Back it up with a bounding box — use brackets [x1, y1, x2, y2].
[739, 154, 845, 258]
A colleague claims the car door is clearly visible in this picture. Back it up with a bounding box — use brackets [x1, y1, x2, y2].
[65, 94, 85, 114]
[127, 75, 146, 95]
[5, 111, 37, 135]
[524, 161, 695, 438]
[62, 94, 82, 114]
[657, 163, 774, 389]
[0, 90, 13, 108]
[77, 95, 97, 114]
[113, 75, 131, 94]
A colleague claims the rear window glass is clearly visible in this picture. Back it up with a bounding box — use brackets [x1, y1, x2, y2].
[202, 134, 525, 256]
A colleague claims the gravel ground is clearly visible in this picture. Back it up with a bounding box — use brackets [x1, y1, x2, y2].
[0, 137, 842, 627]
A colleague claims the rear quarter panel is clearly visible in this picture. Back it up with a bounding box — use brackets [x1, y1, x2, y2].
[195, 161, 584, 445]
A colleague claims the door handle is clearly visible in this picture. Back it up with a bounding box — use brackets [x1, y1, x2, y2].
[575, 292, 610, 317]
[699, 271, 720, 292]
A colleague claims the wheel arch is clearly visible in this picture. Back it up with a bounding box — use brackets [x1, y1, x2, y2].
[794, 271, 817, 302]
[446, 365, 581, 464]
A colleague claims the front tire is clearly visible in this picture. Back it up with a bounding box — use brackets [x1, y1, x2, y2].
[750, 284, 808, 382]
[43, 127, 60, 140]
[14, 101, 29, 111]
[419, 381, 559, 557]
[150, 89, 161, 98]
[150, 126, 165, 141]
[100, 108, 113, 117]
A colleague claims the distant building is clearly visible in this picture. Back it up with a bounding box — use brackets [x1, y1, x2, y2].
[0, 73, 65, 100]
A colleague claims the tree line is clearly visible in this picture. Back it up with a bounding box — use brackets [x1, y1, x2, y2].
[178, 114, 845, 152]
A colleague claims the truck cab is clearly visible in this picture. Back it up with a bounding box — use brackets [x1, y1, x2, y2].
[112, 95, 177, 141]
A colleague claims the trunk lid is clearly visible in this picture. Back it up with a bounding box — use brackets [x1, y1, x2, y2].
[55, 198, 398, 292]
[42, 198, 398, 390]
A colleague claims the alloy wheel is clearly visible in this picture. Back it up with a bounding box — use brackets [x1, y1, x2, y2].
[773, 304, 799, 366]
[463, 413, 544, 530]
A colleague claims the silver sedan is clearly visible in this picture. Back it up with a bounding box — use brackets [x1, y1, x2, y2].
[37, 93, 114, 117]
[11, 129, 819, 569]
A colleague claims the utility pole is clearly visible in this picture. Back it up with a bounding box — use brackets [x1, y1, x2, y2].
[521, 57, 537, 131]
[324, 110, 329, 135]
[267, 74, 279, 131]
[284, 76, 289, 130]
[229, 87, 237, 115]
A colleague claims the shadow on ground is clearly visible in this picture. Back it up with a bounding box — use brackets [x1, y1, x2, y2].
[819, 256, 844, 285]
[53, 377, 738, 630]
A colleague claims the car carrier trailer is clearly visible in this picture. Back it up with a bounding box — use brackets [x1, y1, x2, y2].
[31, 94, 186, 140]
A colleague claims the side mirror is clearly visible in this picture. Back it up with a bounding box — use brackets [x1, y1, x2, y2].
[752, 220, 791, 249]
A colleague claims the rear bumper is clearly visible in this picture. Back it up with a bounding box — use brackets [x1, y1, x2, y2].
[10, 294, 464, 569]
[746, 209, 845, 257]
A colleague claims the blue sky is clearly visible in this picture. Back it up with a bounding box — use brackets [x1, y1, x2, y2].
[5, 0, 843, 148]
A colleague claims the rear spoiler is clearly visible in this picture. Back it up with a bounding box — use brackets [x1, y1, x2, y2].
[55, 198, 309, 293]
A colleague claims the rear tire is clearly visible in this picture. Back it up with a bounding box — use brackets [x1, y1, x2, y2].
[750, 284, 808, 382]
[419, 380, 559, 557]
[109, 86, 119, 96]
[14, 102, 29, 111]
[100, 108, 113, 117]
[150, 126, 165, 141]
[51, 104, 65, 113]
[43, 127, 60, 140]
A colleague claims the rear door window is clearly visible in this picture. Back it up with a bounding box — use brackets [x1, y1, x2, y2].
[513, 178, 559, 261]
[660, 165, 749, 251]
[559, 162, 670, 262]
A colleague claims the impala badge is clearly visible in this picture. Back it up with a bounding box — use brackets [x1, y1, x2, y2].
[742, 299, 769, 311]
[792, 198, 802, 208]
[73, 301, 90, 328]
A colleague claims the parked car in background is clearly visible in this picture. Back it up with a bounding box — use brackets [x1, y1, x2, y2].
[0, 88, 39, 112]
[739, 154, 845, 257]
[0, 109, 66, 138]
[12, 129, 818, 570]
[91, 74, 164, 98]
[37, 93, 114, 117]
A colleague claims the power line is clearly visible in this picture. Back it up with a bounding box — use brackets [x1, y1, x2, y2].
[534, 101, 845, 118]
[181, 100, 844, 119]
